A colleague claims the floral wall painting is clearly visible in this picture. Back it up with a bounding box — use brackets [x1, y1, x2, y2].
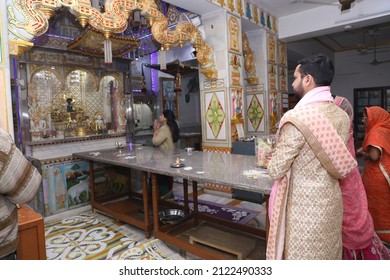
[228, 14, 241, 53]
[230, 53, 242, 87]
[267, 33, 276, 63]
[161, 77, 178, 119]
[205, 91, 226, 140]
[278, 41, 287, 66]
[245, 92, 265, 133]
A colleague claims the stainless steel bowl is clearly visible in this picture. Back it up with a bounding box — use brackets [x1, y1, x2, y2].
[158, 209, 187, 225]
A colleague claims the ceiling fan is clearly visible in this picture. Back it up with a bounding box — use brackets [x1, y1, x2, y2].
[291, 0, 356, 11]
[356, 32, 368, 55]
[369, 37, 390, 65]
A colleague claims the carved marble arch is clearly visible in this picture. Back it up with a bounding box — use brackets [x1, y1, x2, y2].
[63, 69, 97, 115]
[28, 67, 63, 133]
[63, 68, 98, 91]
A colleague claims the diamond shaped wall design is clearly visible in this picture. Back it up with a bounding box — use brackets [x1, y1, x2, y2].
[206, 93, 225, 139]
[247, 95, 264, 132]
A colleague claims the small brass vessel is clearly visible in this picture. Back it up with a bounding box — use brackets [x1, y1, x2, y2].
[75, 127, 86, 137]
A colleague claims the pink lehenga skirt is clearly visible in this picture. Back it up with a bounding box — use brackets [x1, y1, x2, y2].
[343, 233, 390, 260]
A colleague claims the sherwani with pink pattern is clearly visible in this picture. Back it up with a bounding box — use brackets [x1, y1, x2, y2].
[268, 102, 351, 259]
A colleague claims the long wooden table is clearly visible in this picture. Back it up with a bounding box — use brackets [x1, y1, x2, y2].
[73, 145, 273, 259]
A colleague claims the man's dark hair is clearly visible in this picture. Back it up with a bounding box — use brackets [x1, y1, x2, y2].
[297, 54, 334, 86]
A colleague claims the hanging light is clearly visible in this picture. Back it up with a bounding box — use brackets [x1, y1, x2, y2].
[159, 46, 166, 70]
[103, 31, 112, 64]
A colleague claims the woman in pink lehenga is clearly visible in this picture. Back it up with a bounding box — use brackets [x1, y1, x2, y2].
[335, 96, 390, 260]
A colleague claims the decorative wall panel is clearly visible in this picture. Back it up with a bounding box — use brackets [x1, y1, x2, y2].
[278, 40, 287, 66]
[229, 53, 243, 87]
[204, 90, 227, 140]
[227, 13, 241, 53]
[268, 63, 277, 91]
[267, 33, 276, 63]
[245, 88, 265, 133]
[278, 66, 288, 92]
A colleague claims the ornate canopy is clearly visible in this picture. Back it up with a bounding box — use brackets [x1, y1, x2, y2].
[67, 27, 140, 58]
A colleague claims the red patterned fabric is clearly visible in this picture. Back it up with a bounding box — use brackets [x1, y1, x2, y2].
[335, 97, 390, 259]
[343, 233, 390, 260]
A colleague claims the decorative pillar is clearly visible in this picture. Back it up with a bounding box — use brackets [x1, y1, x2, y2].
[198, 5, 282, 195]
[0, 1, 14, 136]
[198, 9, 242, 194]
[200, 9, 244, 152]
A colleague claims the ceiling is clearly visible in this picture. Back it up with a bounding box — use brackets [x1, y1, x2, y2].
[291, 21, 390, 53]
[251, 0, 390, 69]
[163, 0, 390, 57]
[256, 0, 340, 18]
[255, 0, 390, 51]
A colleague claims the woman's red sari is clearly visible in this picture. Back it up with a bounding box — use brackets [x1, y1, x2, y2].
[362, 106, 390, 244]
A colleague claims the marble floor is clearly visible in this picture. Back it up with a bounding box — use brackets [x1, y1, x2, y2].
[43, 180, 267, 260]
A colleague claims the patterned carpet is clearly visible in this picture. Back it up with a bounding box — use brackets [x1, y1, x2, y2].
[45, 212, 184, 260]
[174, 195, 258, 224]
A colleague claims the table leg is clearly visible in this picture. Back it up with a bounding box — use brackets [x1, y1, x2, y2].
[151, 173, 159, 232]
[89, 161, 95, 213]
[192, 181, 198, 225]
[141, 171, 151, 238]
[183, 179, 189, 211]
